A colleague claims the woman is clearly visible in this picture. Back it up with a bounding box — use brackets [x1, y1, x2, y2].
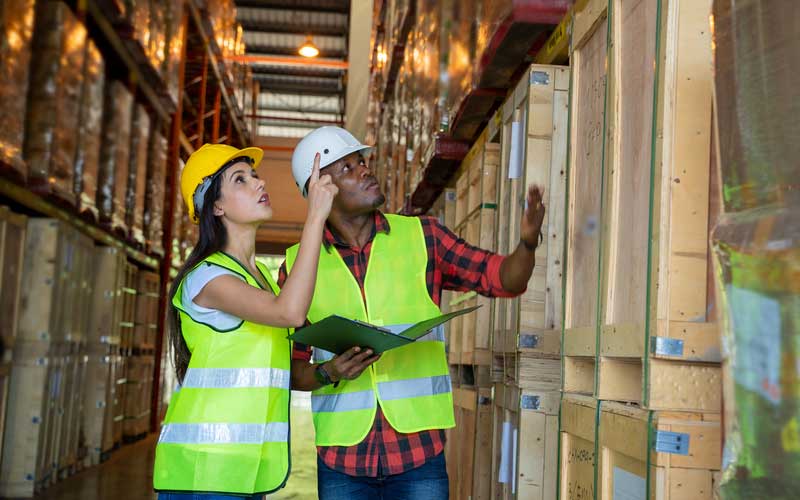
[153, 144, 374, 499]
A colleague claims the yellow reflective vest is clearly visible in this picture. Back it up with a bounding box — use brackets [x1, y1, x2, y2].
[153, 252, 291, 495]
[285, 214, 455, 446]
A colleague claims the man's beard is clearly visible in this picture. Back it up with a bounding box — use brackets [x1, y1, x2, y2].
[372, 193, 387, 208]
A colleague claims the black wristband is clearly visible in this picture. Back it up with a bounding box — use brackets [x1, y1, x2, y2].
[314, 363, 333, 386]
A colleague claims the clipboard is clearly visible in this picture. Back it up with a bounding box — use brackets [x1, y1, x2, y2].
[287, 305, 481, 355]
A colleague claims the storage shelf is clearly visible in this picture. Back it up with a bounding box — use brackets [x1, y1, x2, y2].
[70, 0, 178, 123]
[186, 0, 250, 147]
[0, 176, 160, 271]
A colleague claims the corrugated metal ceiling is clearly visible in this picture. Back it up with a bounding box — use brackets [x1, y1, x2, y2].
[235, 0, 349, 138]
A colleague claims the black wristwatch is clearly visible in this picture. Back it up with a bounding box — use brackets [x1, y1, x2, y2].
[314, 363, 334, 386]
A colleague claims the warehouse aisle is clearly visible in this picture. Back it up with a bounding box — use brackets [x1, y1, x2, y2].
[29, 392, 318, 500]
[32, 436, 158, 500]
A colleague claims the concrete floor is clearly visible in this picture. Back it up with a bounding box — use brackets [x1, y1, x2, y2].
[33, 435, 158, 500]
[31, 392, 318, 500]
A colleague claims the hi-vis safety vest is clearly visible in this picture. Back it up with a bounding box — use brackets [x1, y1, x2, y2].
[153, 252, 291, 495]
[285, 214, 455, 446]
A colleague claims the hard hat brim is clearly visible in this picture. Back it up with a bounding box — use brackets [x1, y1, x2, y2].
[219, 146, 264, 171]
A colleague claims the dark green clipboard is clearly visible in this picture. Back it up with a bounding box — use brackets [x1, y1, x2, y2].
[287, 305, 481, 355]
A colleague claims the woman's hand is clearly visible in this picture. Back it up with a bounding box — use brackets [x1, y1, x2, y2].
[306, 153, 338, 223]
[325, 346, 381, 382]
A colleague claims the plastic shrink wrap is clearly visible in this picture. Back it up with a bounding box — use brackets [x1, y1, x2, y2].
[24, 1, 87, 205]
[0, 0, 35, 178]
[144, 124, 167, 256]
[711, 1, 800, 498]
[74, 40, 106, 220]
[97, 79, 134, 233]
[126, 104, 151, 246]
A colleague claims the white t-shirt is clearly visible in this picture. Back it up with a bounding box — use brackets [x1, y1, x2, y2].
[181, 263, 246, 330]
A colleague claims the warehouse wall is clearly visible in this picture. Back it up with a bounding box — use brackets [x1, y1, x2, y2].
[255, 136, 307, 253]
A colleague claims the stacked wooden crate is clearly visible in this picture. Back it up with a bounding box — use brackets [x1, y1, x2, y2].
[83, 246, 128, 466]
[489, 63, 569, 500]
[558, 0, 722, 498]
[0, 219, 95, 496]
[0, 207, 27, 477]
[448, 133, 499, 387]
[444, 133, 499, 500]
[123, 270, 159, 441]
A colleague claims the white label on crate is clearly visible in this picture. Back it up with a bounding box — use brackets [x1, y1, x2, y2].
[727, 285, 782, 404]
[509, 121, 523, 179]
[498, 421, 514, 484]
[613, 467, 646, 500]
[407, 148, 414, 163]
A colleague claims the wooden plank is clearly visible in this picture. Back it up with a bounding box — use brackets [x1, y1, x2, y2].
[473, 387, 493, 499]
[559, 395, 598, 500]
[564, 326, 597, 356]
[564, 14, 607, 333]
[564, 356, 596, 395]
[647, 359, 722, 412]
[601, 0, 658, 335]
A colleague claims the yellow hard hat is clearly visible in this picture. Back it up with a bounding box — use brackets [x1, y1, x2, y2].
[181, 143, 264, 223]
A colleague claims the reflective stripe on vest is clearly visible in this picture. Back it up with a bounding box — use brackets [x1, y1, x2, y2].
[182, 367, 290, 390]
[285, 215, 455, 446]
[377, 374, 452, 401]
[311, 389, 376, 413]
[159, 422, 289, 444]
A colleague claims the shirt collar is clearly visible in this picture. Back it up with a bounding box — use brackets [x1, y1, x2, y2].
[323, 211, 391, 249]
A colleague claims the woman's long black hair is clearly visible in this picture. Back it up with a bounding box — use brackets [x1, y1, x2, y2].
[168, 163, 234, 384]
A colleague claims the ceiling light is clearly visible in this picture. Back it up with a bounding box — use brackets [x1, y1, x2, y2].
[299, 36, 319, 58]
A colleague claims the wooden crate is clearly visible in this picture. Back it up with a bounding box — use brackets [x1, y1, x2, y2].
[562, 0, 608, 397]
[17, 219, 79, 356]
[597, 402, 721, 500]
[596, 0, 720, 411]
[87, 246, 126, 347]
[0, 207, 27, 360]
[0, 350, 53, 497]
[490, 63, 570, 390]
[491, 384, 559, 500]
[559, 394, 598, 500]
[446, 387, 493, 500]
[120, 262, 139, 352]
[122, 355, 154, 440]
[134, 271, 160, 351]
[82, 348, 115, 466]
[111, 355, 128, 447]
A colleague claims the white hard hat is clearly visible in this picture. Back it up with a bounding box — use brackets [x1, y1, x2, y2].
[291, 126, 372, 197]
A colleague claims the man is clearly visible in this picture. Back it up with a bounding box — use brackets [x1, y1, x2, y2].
[279, 126, 545, 500]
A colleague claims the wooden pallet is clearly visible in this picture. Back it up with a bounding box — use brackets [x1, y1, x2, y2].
[597, 402, 721, 500]
[559, 394, 598, 500]
[0, 206, 27, 360]
[595, 0, 720, 411]
[562, 0, 608, 397]
[446, 387, 493, 500]
[491, 384, 560, 500]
